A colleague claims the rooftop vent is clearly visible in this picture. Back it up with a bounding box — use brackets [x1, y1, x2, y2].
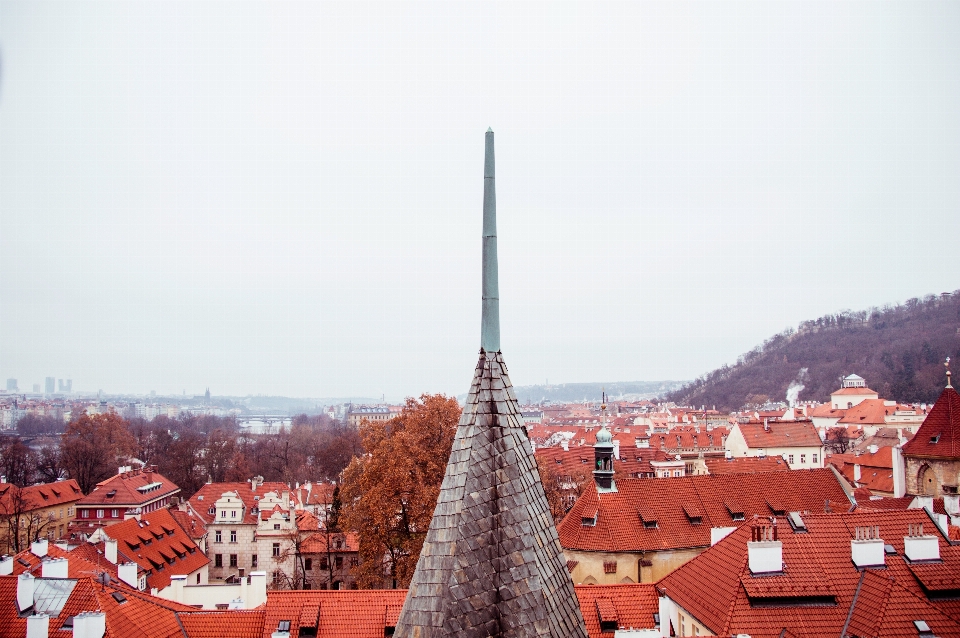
[787, 512, 806, 533]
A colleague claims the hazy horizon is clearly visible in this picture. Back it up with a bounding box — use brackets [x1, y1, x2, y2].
[2, 2, 958, 398]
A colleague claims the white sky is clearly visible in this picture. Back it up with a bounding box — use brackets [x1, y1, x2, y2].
[1, 1, 958, 400]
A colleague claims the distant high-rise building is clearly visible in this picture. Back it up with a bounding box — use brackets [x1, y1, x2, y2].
[5, 379, 16, 392]
[45, 377, 55, 394]
[58, 379, 73, 393]
[205, 387, 211, 404]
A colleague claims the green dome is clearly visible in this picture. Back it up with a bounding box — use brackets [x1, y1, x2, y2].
[596, 426, 613, 444]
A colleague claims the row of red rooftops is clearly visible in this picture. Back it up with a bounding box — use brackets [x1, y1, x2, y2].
[3, 492, 960, 637]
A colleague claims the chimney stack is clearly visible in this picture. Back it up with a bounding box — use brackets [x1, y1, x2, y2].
[26, 613, 49, 638]
[851, 526, 885, 567]
[0, 555, 13, 576]
[118, 562, 139, 589]
[31, 539, 48, 558]
[104, 538, 118, 565]
[17, 573, 35, 613]
[73, 612, 106, 638]
[747, 525, 782, 574]
[41, 557, 69, 579]
[904, 523, 940, 562]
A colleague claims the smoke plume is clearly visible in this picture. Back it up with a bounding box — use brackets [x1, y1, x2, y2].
[785, 368, 809, 407]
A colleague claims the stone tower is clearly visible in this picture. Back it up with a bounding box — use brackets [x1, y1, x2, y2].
[393, 130, 588, 638]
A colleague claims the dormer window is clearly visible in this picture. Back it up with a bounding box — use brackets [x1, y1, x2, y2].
[930, 433, 941, 444]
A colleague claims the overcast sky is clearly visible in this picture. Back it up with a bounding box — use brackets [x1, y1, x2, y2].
[1, 1, 958, 400]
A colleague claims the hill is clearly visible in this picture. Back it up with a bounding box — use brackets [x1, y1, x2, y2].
[665, 291, 960, 411]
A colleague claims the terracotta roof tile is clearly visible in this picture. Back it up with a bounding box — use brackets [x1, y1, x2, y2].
[558, 469, 849, 553]
[78, 469, 179, 508]
[657, 508, 960, 637]
[178, 609, 266, 638]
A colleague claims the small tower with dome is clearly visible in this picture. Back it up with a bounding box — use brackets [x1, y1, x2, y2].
[593, 392, 616, 492]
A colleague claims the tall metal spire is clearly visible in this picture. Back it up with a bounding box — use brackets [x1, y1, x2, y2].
[481, 127, 500, 353]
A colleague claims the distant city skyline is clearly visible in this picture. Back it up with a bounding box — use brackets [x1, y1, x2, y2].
[2, 2, 958, 399]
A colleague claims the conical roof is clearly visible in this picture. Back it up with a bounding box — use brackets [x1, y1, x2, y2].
[394, 351, 587, 637]
[393, 129, 587, 637]
[902, 386, 960, 459]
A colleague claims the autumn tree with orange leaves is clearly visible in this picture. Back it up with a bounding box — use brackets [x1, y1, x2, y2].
[61, 412, 137, 494]
[341, 394, 460, 589]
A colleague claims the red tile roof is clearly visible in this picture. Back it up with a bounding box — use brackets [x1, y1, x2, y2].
[102, 508, 209, 591]
[0, 479, 83, 514]
[574, 584, 659, 636]
[838, 399, 896, 425]
[187, 481, 290, 526]
[832, 386, 879, 396]
[734, 420, 823, 448]
[657, 508, 960, 637]
[170, 508, 208, 541]
[703, 456, 790, 475]
[178, 609, 266, 638]
[77, 468, 179, 508]
[261, 590, 408, 638]
[0, 574, 197, 638]
[902, 386, 960, 459]
[558, 469, 851, 553]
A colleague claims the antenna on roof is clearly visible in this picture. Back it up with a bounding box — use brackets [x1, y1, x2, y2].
[947, 357, 953, 389]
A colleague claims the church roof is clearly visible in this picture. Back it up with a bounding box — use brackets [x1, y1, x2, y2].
[902, 386, 960, 459]
[393, 129, 587, 638]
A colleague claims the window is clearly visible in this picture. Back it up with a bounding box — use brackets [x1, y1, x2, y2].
[220, 511, 226, 518]
[673, 470, 681, 477]
[603, 561, 617, 574]
[230, 554, 238, 568]
[800, 454, 806, 464]
[209, 508, 215, 515]
[96, 509, 104, 518]
[231, 510, 236, 518]
[111, 509, 119, 518]
[215, 554, 223, 568]
[272, 543, 280, 557]
[215, 531, 222, 543]
[252, 555, 258, 568]
[273, 523, 281, 530]
[196, 574, 201, 584]
[305, 558, 313, 571]
[81, 510, 90, 519]
[320, 557, 328, 570]
[67, 507, 73, 517]
[350, 557, 358, 567]
[813, 453, 818, 464]
[788, 454, 794, 464]
[335, 556, 343, 569]
[230, 530, 237, 543]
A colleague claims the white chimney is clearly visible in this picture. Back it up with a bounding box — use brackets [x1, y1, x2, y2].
[42, 557, 69, 579]
[892, 447, 906, 498]
[904, 523, 940, 562]
[747, 526, 782, 574]
[26, 613, 49, 638]
[18, 573, 35, 613]
[118, 562, 139, 589]
[73, 611, 106, 638]
[0, 555, 13, 576]
[943, 494, 960, 517]
[31, 539, 48, 558]
[868, 444, 879, 455]
[248, 571, 268, 609]
[104, 538, 117, 565]
[711, 527, 737, 545]
[561, 439, 569, 452]
[850, 526, 884, 567]
[169, 574, 186, 603]
[853, 464, 861, 482]
[612, 439, 621, 460]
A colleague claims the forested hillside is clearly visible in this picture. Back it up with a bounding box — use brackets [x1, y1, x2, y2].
[666, 291, 960, 411]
